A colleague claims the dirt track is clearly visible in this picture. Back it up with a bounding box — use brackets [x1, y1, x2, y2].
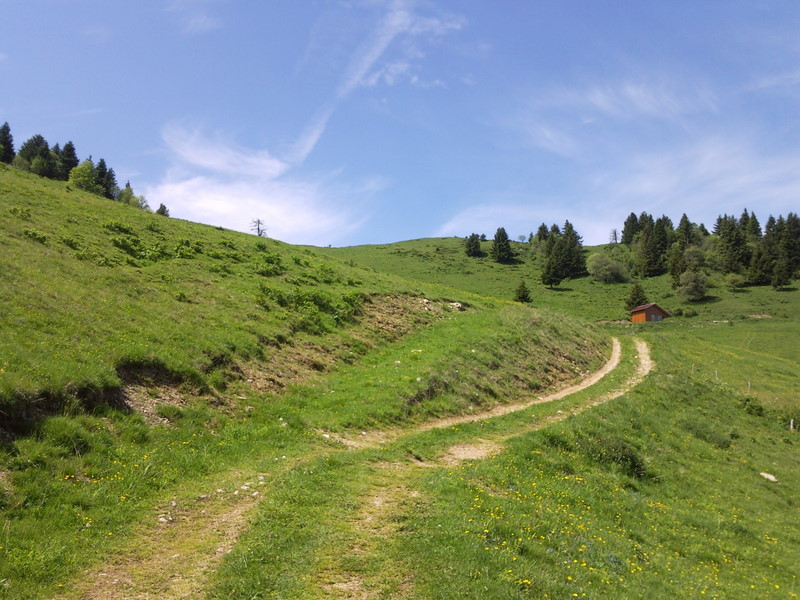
[60, 337, 652, 600]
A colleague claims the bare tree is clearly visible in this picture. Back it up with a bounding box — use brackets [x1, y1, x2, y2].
[609, 228, 619, 244]
[251, 218, 267, 237]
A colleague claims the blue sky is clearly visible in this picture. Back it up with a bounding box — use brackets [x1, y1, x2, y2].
[2, 1, 800, 246]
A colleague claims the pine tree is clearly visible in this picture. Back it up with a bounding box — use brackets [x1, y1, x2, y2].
[514, 280, 532, 303]
[621, 212, 639, 245]
[55, 141, 79, 180]
[676, 213, 693, 249]
[625, 281, 648, 311]
[535, 223, 550, 243]
[95, 159, 118, 199]
[667, 242, 687, 288]
[771, 256, 792, 290]
[465, 233, 481, 257]
[561, 220, 586, 278]
[716, 214, 750, 274]
[490, 227, 513, 263]
[17, 135, 53, 175]
[541, 248, 565, 289]
[781, 212, 800, 273]
[0, 122, 15, 164]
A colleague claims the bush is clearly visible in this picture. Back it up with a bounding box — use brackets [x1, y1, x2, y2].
[22, 228, 47, 244]
[174, 238, 202, 258]
[577, 434, 647, 478]
[102, 220, 136, 235]
[587, 253, 628, 283]
[678, 269, 708, 302]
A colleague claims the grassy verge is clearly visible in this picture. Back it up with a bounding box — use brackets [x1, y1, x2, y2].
[393, 360, 799, 599]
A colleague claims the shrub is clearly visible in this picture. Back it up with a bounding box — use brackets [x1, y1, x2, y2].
[111, 234, 144, 257]
[22, 228, 47, 244]
[577, 434, 647, 478]
[254, 252, 286, 276]
[587, 253, 628, 283]
[102, 220, 136, 235]
[174, 238, 202, 258]
[9, 206, 31, 219]
[59, 235, 80, 249]
[678, 270, 708, 302]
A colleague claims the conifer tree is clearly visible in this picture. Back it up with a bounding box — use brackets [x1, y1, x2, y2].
[514, 280, 532, 303]
[621, 212, 639, 244]
[0, 122, 15, 164]
[465, 233, 481, 257]
[625, 281, 648, 311]
[490, 227, 513, 263]
[55, 141, 79, 180]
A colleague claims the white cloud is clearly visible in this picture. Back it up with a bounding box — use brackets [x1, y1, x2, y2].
[337, 0, 463, 98]
[167, 0, 222, 34]
[748, 68, 800, 93]
[162, 124, 288, 179]
[145, 173, 369, 245]
[147, 124, 381, 245]
[554, 79, 718, 120]
[595, 137, 800, 222]
[435, 203, 565, 240]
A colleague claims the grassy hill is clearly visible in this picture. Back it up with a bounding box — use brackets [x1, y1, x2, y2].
[1, 163, 799, 599]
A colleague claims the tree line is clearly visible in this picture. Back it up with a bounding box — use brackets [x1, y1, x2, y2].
[617, 209, 800, 293]
[465, 207, 798, 303]
[466, 221, 587, 290]
[0, 121, 168, 216]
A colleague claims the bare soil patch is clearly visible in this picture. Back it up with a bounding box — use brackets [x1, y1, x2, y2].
[242, 294, 461, 395]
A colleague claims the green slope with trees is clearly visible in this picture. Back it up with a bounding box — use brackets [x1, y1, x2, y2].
[1, 137, 799, 599]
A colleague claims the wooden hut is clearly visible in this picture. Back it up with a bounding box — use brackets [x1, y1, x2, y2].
[630, 303, 671, 323]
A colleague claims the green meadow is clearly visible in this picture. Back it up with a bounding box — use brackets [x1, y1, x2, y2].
[1, 163, 799, 599]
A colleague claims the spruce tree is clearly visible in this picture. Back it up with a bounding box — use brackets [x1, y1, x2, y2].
[561, 220, 586, 278]
[55, 141, 79, 180]
[621, 212, 639, 244]
[490, 227, 513, 263]
[465, 233, 481, 257]
[541, 250, 564, 289]
[0, 122, 15, 164]
[625, 281, 648, 311]
[514, 280, 532, 303]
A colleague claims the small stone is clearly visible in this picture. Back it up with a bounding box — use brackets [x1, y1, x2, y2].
[760, 472, 778, 483]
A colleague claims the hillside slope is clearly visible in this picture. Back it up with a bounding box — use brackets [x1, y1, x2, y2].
[2, 164, 799, 600]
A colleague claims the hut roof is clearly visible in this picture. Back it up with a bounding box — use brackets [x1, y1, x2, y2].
[630, 302, 672, 316]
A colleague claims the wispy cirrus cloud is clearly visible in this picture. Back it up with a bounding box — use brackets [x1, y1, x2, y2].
[167, 0, 222, 35]
[147, 124, 383, 245]
[151, 1, 464, 244]
[595, 136, 800, 219]
[535, 78, 719, 120]
[336, 0, 463, 99]
[511, 77, 719, 158]
[162, 124, 289, 179]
